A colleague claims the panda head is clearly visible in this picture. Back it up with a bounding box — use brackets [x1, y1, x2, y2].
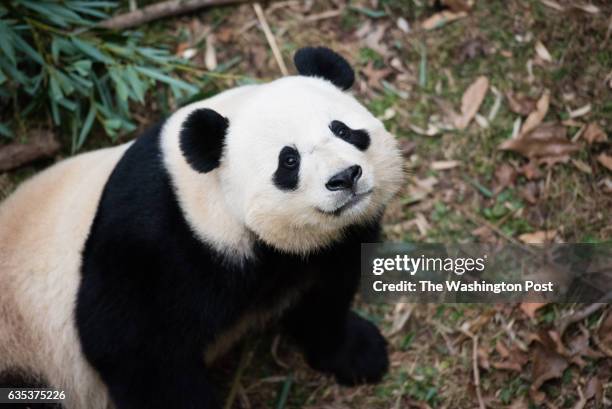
[170, 47, 403, 255]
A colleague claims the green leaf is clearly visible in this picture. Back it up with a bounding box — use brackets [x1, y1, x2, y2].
[109, 66, 129, 102]
[135, 66, 198, 94]
[71, 38, 112, 64]
[57, 97, 77, 111]
[0, 68, 6, 85]
[71, 59, 93, 76]
[48, 73, 64, 101]
[11, 31, 44, 65]
[125, 65, 146, 103]
[348, 6, 387, 18]
[0, 21, 16, 64]
[75, 103, 96, 150]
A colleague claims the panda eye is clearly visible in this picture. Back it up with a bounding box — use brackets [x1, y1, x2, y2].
[283, 155, 299, 169]
[330, 120, 351, 139]
[329, 120, 371, 151]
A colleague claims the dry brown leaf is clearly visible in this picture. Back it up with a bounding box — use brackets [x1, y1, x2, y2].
[569, 104, 591, 118]
[431, 160, 460, 170]
[471, 225, 495, 242]
[454, 76, 489, 130]
[441, 0, 472, 12]
[530, 345, 569, 403]
[519, 230, 557, 244]
[521, 90, 550, 135]
[598, 311, 612, 346]
[499, 122, 580, 159]
[506, 91, 537, 116]
[572, 159, 592, 174]
[421, 10, 467, 30]
[574, 3, 600, 14]
[582, 123, 608, 144]
[535, 40, 553, 62]
[596, 153, 612, 171]
[539, 0, 564, 11]
[204, 34, 217, 70]
[599, 178, 612, 194]
[407, 176, 438, 203]
[518, 161, 543, 180]
[520, 182, 540, 204]
[584, 377, 603, 407]
[361, 61, 393, 90]
[494, 163, 517, 193]
[520, 302, 548, 318]
[508, 397, 529, 409]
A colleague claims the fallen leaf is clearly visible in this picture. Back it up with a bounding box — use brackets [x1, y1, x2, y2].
[520, 302, 548, 318]
[520, 90, 550, 136]
[574, 3, 600, 14]
[204, 34, 217, 70]
[396, 17, 410, 33]
[389, 303, 413, 335]
[495, 339, 510, 358]
[508, 397, 529, 409]
[454, 76, 489, 130]
[598, 311, 612, 345]
[530, 344, 569, 403]
[518, 161, 543, 180]
[582, 123, 608, 144]
[441, 0, 472, 12]
[471, 225, 495, 242]
[361, 61, 393, 90]
[598, 178, 612, 194]
[520, 182, 540, 204]
[406, 176, 438, 203]
[535, 40, 553, 63]
[539, 0, 564, 11]
[572, 159, 592, 174]
[569, 104, 591, 118]
[421, 10, 467, 30]
[597, 153, 612, 171]
[499, 122, 580, 160]
[584, 377, 603, 407]
[494, 163, 517, 193]
[431, 160, 460, 170]
[506, 91, 537, 116]
[519, 230, 557, 244]
[458, 37, 488, 62]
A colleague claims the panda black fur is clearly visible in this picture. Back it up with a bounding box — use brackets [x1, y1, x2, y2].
[0, 47, 403, 409]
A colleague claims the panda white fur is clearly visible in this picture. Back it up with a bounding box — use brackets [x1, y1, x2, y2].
[0, 47, 403, 409]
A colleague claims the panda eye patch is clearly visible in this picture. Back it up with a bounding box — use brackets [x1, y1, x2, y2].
[273, 146, 300, 191]
[329, 120, 370, 151]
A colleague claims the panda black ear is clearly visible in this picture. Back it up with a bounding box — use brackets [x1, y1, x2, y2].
[294, 47, 355, 90]
[179, 108, 229, 173]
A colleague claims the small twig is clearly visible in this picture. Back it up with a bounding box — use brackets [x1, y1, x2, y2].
[252, 2, 289, 76]
[453, 204, 536, 254]
[224, 342, 254, 409]
[472, 335, 486, 409]
[558, 303, 606, 337]
[0, 130, 60, 172]
[100, 0, 245, 30]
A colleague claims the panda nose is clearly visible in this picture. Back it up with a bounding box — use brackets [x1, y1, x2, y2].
[326, 165, 362, 191]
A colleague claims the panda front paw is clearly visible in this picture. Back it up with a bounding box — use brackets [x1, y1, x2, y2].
[307, 311, 389, 386]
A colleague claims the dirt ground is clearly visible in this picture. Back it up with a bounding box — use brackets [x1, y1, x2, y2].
[1, 0, 611, 408]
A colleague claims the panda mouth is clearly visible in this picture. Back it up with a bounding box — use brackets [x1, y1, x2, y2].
[318, 189, 373, 216]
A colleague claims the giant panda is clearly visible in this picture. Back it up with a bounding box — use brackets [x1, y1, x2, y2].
[0, 47, 403, 409]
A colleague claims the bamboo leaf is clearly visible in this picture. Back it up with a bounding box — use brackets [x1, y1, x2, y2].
[75, 103, 96, 150]
[71, 37, 112, 64]
[135, 66, 198, 94]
